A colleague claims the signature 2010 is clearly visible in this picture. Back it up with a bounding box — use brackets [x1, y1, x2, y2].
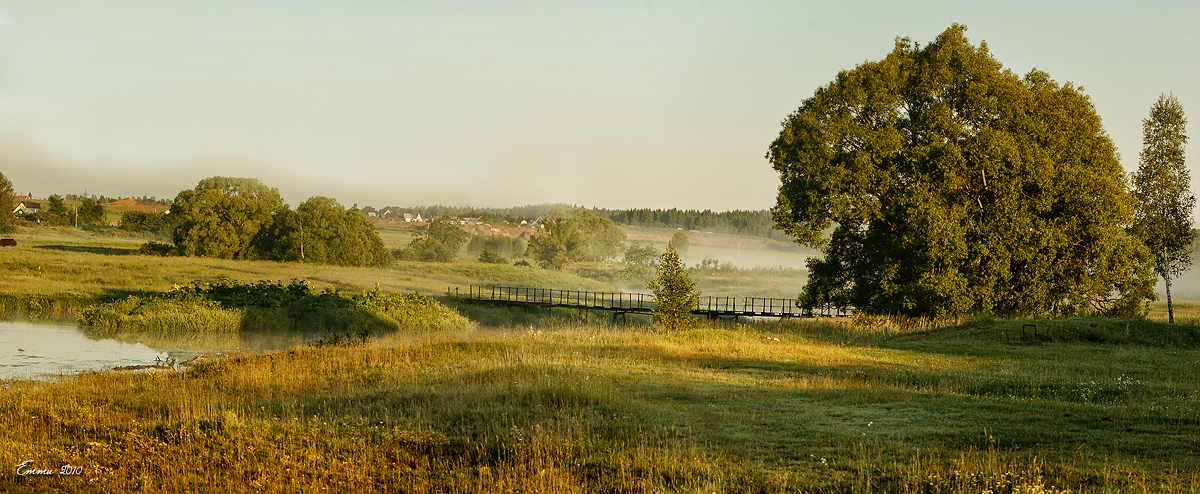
[15, 460, 82, 476]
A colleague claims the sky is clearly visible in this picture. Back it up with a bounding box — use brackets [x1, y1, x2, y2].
[0, 1, 1196, 211]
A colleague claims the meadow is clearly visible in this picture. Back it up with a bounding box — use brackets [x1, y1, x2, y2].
[0, 226, 609, 322]
[1, 227, 1199, 492]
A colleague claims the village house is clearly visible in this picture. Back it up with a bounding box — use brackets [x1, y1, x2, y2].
[12, 200, 41, 215]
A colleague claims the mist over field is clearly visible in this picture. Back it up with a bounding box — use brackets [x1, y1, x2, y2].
[1157, 267, 1200, 301]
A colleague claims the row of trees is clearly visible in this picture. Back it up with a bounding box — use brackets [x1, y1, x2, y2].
[596, 208, 788, 240]
[369, 202, 790, 241]
[395, 209, 627, 270]
[29, 195, 106, 226]
[770, 25, 1191, 319]
[525, 210, 625, 269]
[0, 176, 388, 271]
[0, 191, 107, 227]
[1, 174, 113, 232]
[166, 177, 390, 267]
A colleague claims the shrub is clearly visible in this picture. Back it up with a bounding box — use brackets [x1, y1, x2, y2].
[78, 279, 473, 335]
[479, 246, 507, 264]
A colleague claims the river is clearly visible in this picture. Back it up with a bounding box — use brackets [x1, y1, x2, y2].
[0, 320, 210, 381]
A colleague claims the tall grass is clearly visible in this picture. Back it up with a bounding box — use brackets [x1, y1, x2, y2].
[0, 292, 100, 322]
[2, 313, 1199, 491]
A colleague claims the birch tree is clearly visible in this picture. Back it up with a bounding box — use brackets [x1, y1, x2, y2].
[1130, 94, 1193, 323]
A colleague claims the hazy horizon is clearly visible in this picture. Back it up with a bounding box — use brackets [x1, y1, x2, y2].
[1, 2, 1197, 212]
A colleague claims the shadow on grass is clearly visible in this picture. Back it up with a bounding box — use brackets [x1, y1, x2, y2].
[245, 339, 1200, 486]
[882, 317, 1200, 352]
[33, 244, 139, 256]
[98, 287, 160, 301]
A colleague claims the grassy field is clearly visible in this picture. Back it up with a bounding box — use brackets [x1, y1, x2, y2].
[2, 316, 1198, 492]
[0, 226, 611, 321]
[3, 227, 1200, 491]
[373, 224, 420, 250]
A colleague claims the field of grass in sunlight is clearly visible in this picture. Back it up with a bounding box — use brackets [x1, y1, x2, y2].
[0, 227, 611, 322]
[2, 311, 1199, 492]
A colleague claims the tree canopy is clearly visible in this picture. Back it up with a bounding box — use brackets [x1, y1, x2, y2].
[166, 177, 389, 267]
[1130, 94, 1193, 323]
[120, 210, 174, 237]
[257, 196, 392, 267]
[623, 242, 659, 267]
[77, 197, 106, 225]
[0, 171, 13, 233]
[527, 217, 588, 269]
[525, 210, 625, 269]
[571, 209, 627, 261]
[395, 216, 470, 263]
[172, 177, 285, 259]
[671, 231, 690, 254]
[769, 25, 1155, 318]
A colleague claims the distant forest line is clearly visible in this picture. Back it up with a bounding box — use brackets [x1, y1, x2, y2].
[378, 204, 794, 241]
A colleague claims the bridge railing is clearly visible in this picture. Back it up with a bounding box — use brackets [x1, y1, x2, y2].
[450, 285, 856, 317]
[451, 285, 654, 310]
[700, 296, 802, 316]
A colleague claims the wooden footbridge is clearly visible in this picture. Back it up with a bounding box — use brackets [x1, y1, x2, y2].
[447, 285, 854, 320]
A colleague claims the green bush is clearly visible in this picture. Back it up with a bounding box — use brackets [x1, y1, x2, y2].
[78, 279, 472, 335]
[478, 246, 508, 264]
[138, 241, 175, 256]
[467, 235, 526, 258]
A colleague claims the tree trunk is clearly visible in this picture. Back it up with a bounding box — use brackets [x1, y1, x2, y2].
[1166, 273, 1174, 324]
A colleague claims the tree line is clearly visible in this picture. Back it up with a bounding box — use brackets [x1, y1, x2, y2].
[371, 203, 790, 240]
[2, 192, 107, 227]
[394, 208, 627, 270]
[129, 177, 389, 267]
[594, 208, 790, 240]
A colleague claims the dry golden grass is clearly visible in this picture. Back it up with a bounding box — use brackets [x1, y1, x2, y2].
[2, 316, 1198, 492]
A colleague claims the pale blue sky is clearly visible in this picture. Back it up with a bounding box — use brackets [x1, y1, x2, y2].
[0, 1, 1196, 210]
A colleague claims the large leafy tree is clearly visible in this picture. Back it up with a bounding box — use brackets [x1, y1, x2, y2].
[769, 25, 1155, 318]
[0, 171, 14, 233]
[77, 197, 106, 225]
[257, 197, 392, 267]
[1130, 94, 1193, 324]
[527, 217, 588, 269]
[571, 209, 627, 261]
[395, 217, 470, 263]
[171, 177, 285, 259]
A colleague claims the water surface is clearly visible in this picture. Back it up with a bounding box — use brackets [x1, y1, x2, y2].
[0, 321, 187, 380]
